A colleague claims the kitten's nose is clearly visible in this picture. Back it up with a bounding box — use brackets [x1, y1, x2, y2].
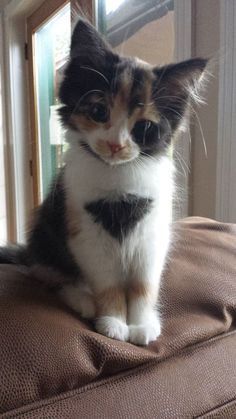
[107, 142, 125, 154]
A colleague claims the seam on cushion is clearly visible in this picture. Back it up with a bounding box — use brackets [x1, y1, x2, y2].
[3, 329, 236, 418]
[195, 397, 236, 418]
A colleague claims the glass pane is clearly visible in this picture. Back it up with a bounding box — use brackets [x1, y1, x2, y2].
[98, 0, 175, 65]
[34, 3, 71, 201]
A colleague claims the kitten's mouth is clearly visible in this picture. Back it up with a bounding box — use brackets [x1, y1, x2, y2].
[80, 141, 138, 165]
[102, 155, 135, 165]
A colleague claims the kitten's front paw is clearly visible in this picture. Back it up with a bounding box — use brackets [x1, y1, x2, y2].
[129, 321, 161, 346]
[96, 316, 129, 342]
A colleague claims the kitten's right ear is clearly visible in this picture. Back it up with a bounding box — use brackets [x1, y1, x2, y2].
[59, 19, 117, 124]
[70, 19, 111, 64]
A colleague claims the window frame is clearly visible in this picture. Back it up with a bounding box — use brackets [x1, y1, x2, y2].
[27, 0, 70, 206]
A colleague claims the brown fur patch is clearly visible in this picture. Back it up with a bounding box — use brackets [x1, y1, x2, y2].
[119, 67, 133, 104]
[96, 286, 127, 319]
[128, 281, 157, 305]
[70, 114, 98, 132]
[94, 139, 111, 157]
[110, 92, 127, 123]
[121, 67, 160, 129]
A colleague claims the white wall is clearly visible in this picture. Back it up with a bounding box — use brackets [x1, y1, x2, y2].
[0, 17, 7, 244]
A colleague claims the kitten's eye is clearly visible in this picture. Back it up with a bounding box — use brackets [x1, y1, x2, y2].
[88, 103, 109, 123]
[132, 120, 155, 143]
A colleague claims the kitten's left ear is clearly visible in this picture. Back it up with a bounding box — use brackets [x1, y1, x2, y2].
[153, 58, 208, 129]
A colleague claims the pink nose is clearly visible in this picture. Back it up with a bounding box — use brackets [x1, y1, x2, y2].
[107, 142, 125, 154]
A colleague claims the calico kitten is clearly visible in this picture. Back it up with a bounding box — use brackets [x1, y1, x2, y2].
[0, 20, 207, 345]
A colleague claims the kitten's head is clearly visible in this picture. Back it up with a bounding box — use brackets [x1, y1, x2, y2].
[59, 19, 207, 165]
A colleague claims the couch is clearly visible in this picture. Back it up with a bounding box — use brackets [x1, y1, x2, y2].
[0, 217, 236, 418]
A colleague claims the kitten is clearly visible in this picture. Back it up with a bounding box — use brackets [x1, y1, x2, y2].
[0, 20, 207, 345]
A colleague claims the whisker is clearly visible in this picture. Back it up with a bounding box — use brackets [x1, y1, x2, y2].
[156, 94, 207, 158]
[158, 105, 192, 147]
[174, 150, 190, 173]
[71, 89, 105, 115]
[175, 156, 187, 178]
[166, 78, 208, 158]
[187, 101, 208, 158]
[139, 151, 159, 165]
[80, 65, 110, 86]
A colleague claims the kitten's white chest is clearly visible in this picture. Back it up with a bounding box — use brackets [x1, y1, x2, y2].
[64, 143, 173, 289]
[64, 142, 173, 202]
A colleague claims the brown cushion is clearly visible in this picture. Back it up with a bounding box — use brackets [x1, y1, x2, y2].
[0, 217, 236, 418]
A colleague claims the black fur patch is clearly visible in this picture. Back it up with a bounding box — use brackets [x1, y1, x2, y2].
[0, 245, 28, 265]
[27, 172, 80, 280]
[152, 58, 208, 131]
[85, 194, 153, 242]
[59, 20, 119, 126]
[132, 118, 172, 156]
[0, 172, 80, 285]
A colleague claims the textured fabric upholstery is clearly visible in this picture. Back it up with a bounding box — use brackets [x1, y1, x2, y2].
[0, 217, 236, 418]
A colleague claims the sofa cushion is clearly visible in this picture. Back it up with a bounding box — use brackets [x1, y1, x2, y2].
[0, 217, 236, 417]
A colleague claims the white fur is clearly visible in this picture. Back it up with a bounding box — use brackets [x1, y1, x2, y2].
[96, 317, 129, 342]
[61, 128, 173, 345]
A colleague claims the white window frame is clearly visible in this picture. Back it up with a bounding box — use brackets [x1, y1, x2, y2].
[2, 0, 54, 243]
[1, 0, 43, 242]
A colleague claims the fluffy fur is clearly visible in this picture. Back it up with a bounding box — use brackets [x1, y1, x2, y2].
[0, 19, 208, 345]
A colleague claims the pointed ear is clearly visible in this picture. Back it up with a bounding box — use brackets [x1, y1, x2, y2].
[153, 58, 208, 129]
[70, 19, 111, 65]
[59, 20, 119, 124]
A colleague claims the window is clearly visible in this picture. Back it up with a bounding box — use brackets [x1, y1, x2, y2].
[27, 0, 93, 205]
[33, 3, 71, 201]
[97, 0, 175, 65]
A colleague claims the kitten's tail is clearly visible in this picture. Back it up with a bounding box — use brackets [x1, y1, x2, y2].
[0, 245, 29, 266]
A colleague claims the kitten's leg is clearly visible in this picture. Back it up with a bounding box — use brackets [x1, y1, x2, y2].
[61, 282, 96, 319]
[128, 277, 161, 346]
[95, 286, 129, 342]
[128, 230, 170, 346]
[65, 225, 129, 341]
[64, 282, 129, 340]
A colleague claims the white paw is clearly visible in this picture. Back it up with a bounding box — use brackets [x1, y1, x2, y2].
[129, 321, 161, 346]
[96, 316, 129, 342]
